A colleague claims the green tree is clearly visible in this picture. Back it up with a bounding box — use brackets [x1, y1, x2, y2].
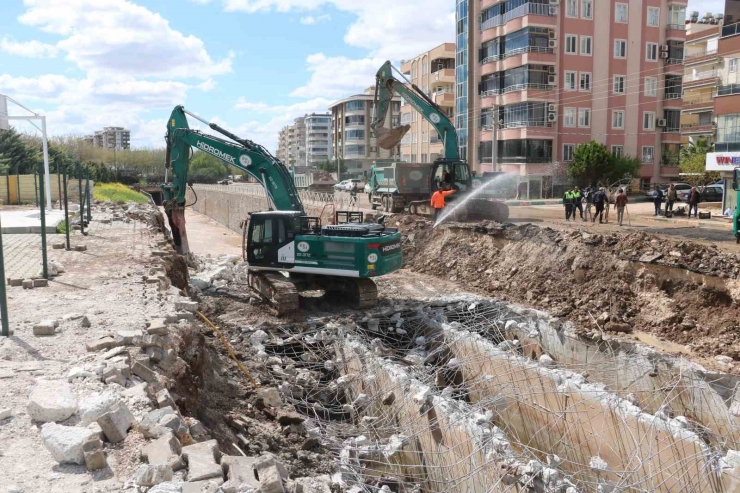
[0, 153, 10, 175]
[567, 141, 611, 186]
[680, 139, 714, 162]
[0, 127, 40, 174]
[605, 154, 641, 185]
[189, 151, 229, 183]
[317, 160, 337, 173]
[679, 153, 719, 187]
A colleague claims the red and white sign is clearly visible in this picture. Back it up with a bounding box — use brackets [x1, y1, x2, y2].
[706, 152, 740, 171]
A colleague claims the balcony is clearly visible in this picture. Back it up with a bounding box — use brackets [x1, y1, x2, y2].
[682, 94, 715, 110]
[683, 69, 720, 86]
[433, 91, 454, 106]
[683, 49, 718, 65]
[480, 2, 555, 31]
[481, 45, 554, 65]
[717, 84, 740, 97]
[666, 23, 686, 31]
[663, 92, 683, 101]
[501, 120, 554, 130]
[432, 68, 455, 84]
[681, 122, 716, 134]
[722, 22, 740, 38]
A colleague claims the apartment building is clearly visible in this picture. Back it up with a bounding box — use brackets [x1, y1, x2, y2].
[304, 113, 332, 166]
[681, 15, 723, 148]
[92, 127, 130, 150]
[276, 117, 306, 168]
[328, 87, 402, 179]
[399, 43, 456, 163]
[456, 0, 687, 198]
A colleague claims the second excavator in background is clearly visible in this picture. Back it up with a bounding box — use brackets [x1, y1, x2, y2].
[369, 61, 510, 222]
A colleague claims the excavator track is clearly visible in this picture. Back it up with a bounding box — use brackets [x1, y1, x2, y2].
[317, 277, 379, 310]
[248, 272, 300, 315]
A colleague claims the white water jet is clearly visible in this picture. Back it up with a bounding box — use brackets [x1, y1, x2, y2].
[434, 173, 513, 228]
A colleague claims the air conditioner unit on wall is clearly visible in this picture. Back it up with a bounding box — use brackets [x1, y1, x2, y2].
[548, 31, 557, 39]
[660, 45, 669, 52]
[548, 40, 558, 49]
[660, 51, 669, 59]
[548, 65, 556, 74]
[548, 75, 557, 84]
[657, 119, 667, 127]
[548, 103, 557, 112]
[547, 112, 557, 122]
[549, 6, 558, 15]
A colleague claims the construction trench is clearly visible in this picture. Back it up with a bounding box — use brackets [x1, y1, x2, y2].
[160, 207, 740, 493]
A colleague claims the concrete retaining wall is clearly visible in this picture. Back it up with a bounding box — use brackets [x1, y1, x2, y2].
[444, 326, 740, 492]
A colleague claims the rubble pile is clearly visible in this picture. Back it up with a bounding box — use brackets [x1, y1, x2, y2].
[399, 217, 740, 364]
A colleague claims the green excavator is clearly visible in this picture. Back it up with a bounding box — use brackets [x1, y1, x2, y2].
[161, 105, 403, 314]
[370, 61, 509, 222]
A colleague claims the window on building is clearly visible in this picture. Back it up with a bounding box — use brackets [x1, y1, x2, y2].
[614, 40, 627, 58]
[563, 144, 575, 162]
[616, 3, 628, 22]
[345, 100, 365, 112]
[565, 35, 577, 54]
[647, 7, 660, 26]
[646, 43, 658, 61]
[612, 110, 625, 129]
[580, 36, 592, 56]
[422, 61, 428, 75]
[668, 5, 686, 26]
[580, 72, 592, 91]
[578, 108, 591, 127]
[564, 108, 576, 127]
[644, 77, 657, 96]
[642, 146, 654, 163]
[731, 59, 739, 73]
[345, 129, 365, 140]
[566, 0, 577, 17]
[421, 154, 428, 163]
[613, 75, 626, 93]
[582, 0, 593, 19]
[422, 131, 428, 143]
[611, 145, 624, 157]
[565, 71, 577, 90]
[345, 115, 366, 126]
[717, 114, 740, 143]
[643, 111, 656, 130]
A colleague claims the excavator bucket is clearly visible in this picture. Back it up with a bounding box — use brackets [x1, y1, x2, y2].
[376, 125, 411, 150]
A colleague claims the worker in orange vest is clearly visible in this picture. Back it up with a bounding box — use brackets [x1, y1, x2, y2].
[430, 186, 456, 222]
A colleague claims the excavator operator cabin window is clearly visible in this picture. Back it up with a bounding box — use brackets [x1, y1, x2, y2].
[454, 164, 470, 182]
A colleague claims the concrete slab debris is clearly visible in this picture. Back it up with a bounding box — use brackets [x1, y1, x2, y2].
[79, 391, 120, 426]
[181, 439, 222, 482]
[142, 431, 184, 471]
[221, 455, 260, 492]
[40, 423, 95, 465]
[32, 320, 56, 336]
[27, 379, 78, 422]
[96, 401, 135, 443]
[133, 464, 174, 487]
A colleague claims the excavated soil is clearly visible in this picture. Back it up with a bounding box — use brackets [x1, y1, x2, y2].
[399, 215, 740, 366]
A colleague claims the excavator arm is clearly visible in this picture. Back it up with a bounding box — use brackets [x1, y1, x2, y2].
[162, 105, 303, 253]
[371, 60, 459, 160]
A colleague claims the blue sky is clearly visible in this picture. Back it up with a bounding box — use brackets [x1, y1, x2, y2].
[0, 0, 723, 152]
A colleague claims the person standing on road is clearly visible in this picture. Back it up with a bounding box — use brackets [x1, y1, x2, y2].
[603, 187, 612, 223]
[688, 186, 701, 218]
[615, 188, 628, 226]
[430, 186, 456, 222]
[666, 184, 677, 213]
[572, 186, 584, 221]
[583, 186, 594, 222]
[592, 187, 606, 224]
[653, 185, 664, 216]
[563, 188, 574, 221]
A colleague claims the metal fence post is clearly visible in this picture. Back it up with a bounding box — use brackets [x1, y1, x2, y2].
[77, 164, 85, 236]
[62, 167, 70, 251]
[85, 170, 91, 223]
[0, 213, 9, 337]
[38, 162, 48, 279]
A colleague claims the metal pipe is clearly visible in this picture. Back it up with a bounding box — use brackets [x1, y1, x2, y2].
[41, 117, 51, 210]
[63, 167, 70, 250]
[0, 214, 8, 337]
[85, 170, 91, 223]
[78, 164, 85, 236]
[38, 162, 48, 279]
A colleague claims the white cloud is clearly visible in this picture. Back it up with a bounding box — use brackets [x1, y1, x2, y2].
[686, 0, 724, 14]
[289, 54, 383, 99]
[300, 14, 330, 25]
[0, 38, 58, 58]
[221, 0, 453, 60]
[19, 0, 232, 79]
[0, 74, 78, 100]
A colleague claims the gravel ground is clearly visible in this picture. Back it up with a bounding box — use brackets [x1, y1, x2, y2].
[0, 207, 172, 493]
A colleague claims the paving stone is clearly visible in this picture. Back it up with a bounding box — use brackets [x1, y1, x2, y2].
[293, 476, 333, 493]
[83, 436, 106, 470]
[28, 379, 78, 422]
[160, 413, 189, 438]
[33, 279, 48, 287]
[102, 346, 127, 360]
[149, 482, 185, 493]
[258, 465, 286, 493]
[7, 278, 23, 287]
[103, 367, 126, 386]
[86, 336, 119, 352]
[33, 320, 56, 336]
[139, 406, 176, 439]
[147, 318, 169, 336]
[52, 242, 65, 249]
[181, 439, 222, 482]
[138, 334, 165, 348]
[176, 312, 194, 321]
[22, 280, 33, 289]
[142, 431, 184, 470]
[133, 361, 159, 383]
[40, 422, 95, 465]
[117, 330, 144, 345]
[182, 479, 224, 493]
[136, 354, 152, 367]
[133, 464, 174, 487]
[221, 456, 260, 492]
[97, 401, 135, 443]
[0, 407, 12, 420]
[157, 388, 177, 409]
[87, 422, 104, 441]
[74, 245, 87, 252]
[175, 300, 198, 313]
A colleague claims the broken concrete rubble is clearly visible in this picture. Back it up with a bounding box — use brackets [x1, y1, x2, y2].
[27, 379, 78, 423]
[181, 439, 222, 482]
[97, 401, 136, 443]
[41, 423, 95, 465]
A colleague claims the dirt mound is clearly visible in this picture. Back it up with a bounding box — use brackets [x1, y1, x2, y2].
[400, 216, 740, 365]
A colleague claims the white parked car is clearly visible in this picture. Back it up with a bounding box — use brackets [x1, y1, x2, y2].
[334, 179, 363, 192]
